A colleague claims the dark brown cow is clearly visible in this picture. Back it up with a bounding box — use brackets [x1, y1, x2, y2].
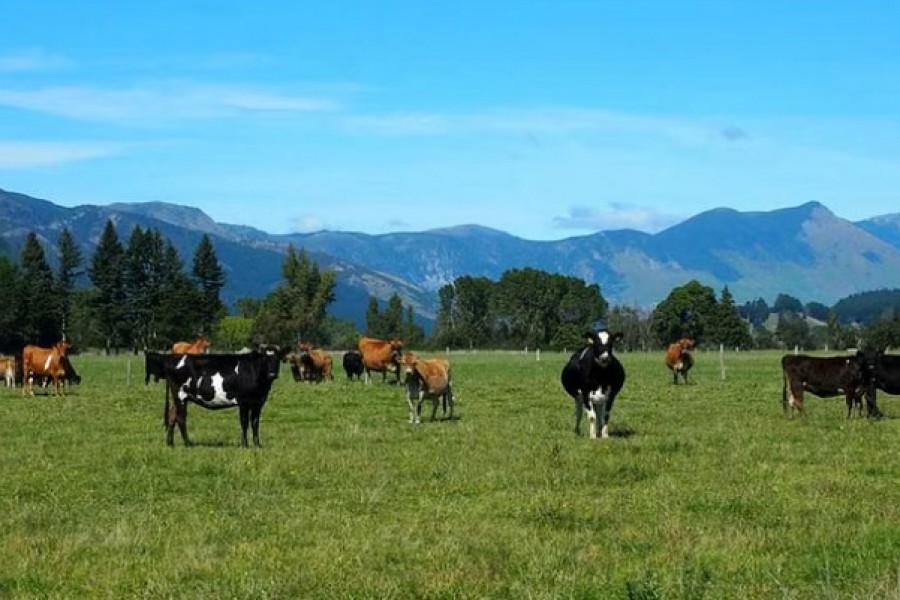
[665, 337, 694, 384]
[172, 336, 210, 355]
[358, 337, 403, 384]
[781, 352, 869, 418]
[22, 341, 72, 397]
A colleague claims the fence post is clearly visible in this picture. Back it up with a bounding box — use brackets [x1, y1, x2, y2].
[719, 343, 725, 381]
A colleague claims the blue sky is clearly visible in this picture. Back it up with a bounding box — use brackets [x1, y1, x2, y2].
[2, 1, 899, 240]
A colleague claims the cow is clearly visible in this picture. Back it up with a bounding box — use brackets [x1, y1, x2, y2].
[163, 346, 282, 447]
[172, 336, 210, 355]
[858, 349, 899, 418]
[145, 351, 167, 385]
[402, 353, 454, 424]
[22, 341, 73, 397]
[781, 352, 870, 418]
[666, 337, 695, 384]
[358, 337, 403, 384]
[297, 343, 334, 382]
[0, 356, 15, 387]
[342, 350, 365, 381]
[561, 330, 626, 439]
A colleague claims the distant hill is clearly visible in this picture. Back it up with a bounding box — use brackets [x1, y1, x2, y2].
[5, 188, 900, 326]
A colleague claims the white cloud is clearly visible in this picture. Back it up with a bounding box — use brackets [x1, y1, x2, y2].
[0, 141, 127, 168]
[0, 83, 340, 125]
[289, 214, 328, 233]
[0, 49, 71, 72]
[552, 202, 683, 234]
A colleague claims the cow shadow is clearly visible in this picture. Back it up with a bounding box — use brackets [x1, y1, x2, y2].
[182, 438, 245, 448]
[608, 426, 635, 438]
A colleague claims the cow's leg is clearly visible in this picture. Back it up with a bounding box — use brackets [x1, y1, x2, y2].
[250, 405, 263, 447]
[239, 405, 251, 447]
[443, 385, 454, 420]
[589, 389, 608, 439]
[175, 401, 191, 446]
[429, 396, 440, 421]
[599, 388, 615, 439]
[573, 396, 582, 434]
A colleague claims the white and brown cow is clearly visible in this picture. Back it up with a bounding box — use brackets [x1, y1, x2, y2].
[402, 353, 454, 424]
[781, 352, 869, 418]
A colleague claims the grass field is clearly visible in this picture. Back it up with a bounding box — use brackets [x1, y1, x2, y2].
[2, 349, 899, 599]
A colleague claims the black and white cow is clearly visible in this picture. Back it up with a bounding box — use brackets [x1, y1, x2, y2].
[163, 346, 281, 447]
[781, 352, 871, 418]
[144, 351, 167, 385]
[561, 330, 626, 439]
[342, 350, 365, 381]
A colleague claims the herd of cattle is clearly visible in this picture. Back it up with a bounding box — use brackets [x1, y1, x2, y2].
[3, 331, 900, 446]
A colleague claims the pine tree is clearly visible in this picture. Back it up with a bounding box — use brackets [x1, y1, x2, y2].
[192, 234, 226, 334]
[365, 297, 383, 337]
[88, 220, 126, 354]
[713, 286, 752, 349]
[382, 294, 404, 338]
[19, 232, 59, 343]
[56, 227, 83, 338]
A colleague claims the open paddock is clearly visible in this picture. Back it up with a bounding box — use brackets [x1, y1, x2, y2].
[1, 349, 899, 598]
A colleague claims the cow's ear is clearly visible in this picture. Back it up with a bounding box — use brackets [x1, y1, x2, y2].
[584, 331, 598, 345]
[613, 332, 624, 342]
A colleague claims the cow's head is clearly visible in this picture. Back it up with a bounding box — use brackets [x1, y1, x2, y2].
[55, 340, 72, 355]
[586, 329, 624, 368]
[259, 344, 282, 381]
[678, 337, 695, 351]
[390, 339, 404, 363]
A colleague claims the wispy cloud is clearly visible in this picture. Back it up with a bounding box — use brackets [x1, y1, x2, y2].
[0, 141, 127, 168]
[0, 83, 340, 125]
[289, 214, 328, 233]
[0, 49, 71, 72]
[719, 125, 749, 141]
[339, 107, 711, 144]
[552, 202, 682, 233]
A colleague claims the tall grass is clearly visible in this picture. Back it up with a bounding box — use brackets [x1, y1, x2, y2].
[1, 349, 898, 599]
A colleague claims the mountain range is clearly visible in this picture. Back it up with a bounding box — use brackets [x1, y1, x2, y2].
[3, 187, 900, 328]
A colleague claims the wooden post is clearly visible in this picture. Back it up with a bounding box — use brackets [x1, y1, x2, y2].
[719, 344, 725, 381]
[126, 359, 132, 386]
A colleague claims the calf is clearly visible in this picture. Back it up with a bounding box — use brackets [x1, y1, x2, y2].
[402, 354, 454, 423]
[561, 330, 626, 439]
[0, 356, 15, 387]
[342, 350, 365, 381]
[358, 337, 403, 384]
[781, 352, 869, 418]
[666, 337, 695, 384]
[163, 346, 281, 447]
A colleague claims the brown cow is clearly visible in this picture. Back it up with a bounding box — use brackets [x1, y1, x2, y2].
[295, 343, 334, 382]
[358, 337, 403, 384]
[22, 341, 72, 396]
[0, 356, 16, 387]
[666, 337, 694, 384]
[172, 336, 210, 355]
[402, 353, 454, 423]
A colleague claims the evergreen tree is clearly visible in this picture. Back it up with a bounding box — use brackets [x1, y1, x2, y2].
[154, 240, 204, 345]
[711, 286, 752, 349]
[192, 234, 226, 334]
[0, 256, 21, 349]
[253, 246, 336, 347]
[382, 294, 404, 338]
[88, 220, 126, 353]
[55, 227, 83, 337]
[19, 232, 60, 344]
[365, 297, 384, 337]
[403, 304, 425, 346]
[123, 227, 166, 351]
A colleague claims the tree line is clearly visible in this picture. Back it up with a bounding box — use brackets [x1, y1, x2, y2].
[4, 221, 900, 355]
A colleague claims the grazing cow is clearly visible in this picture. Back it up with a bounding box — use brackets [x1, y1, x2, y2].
[561, 330, 626, 439]
[358, 337, 403, 384]
[342, 350, 365, 381]
[297, 343, 334, 382]
[171, 336, 210, 355]
[145, 351, 167, 385]
[666, 337, 695, 384]
[22, 341, 73, 397]
[781, 352, 869, 418]
[163, 346, 281, 447]
[0, 356, 15, 387]
[402, 354, 454, 423]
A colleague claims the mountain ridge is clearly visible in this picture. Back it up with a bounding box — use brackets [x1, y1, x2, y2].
[4, 188, 900, 326]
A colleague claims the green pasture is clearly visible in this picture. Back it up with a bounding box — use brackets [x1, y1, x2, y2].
[1, 349, 899, 599]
